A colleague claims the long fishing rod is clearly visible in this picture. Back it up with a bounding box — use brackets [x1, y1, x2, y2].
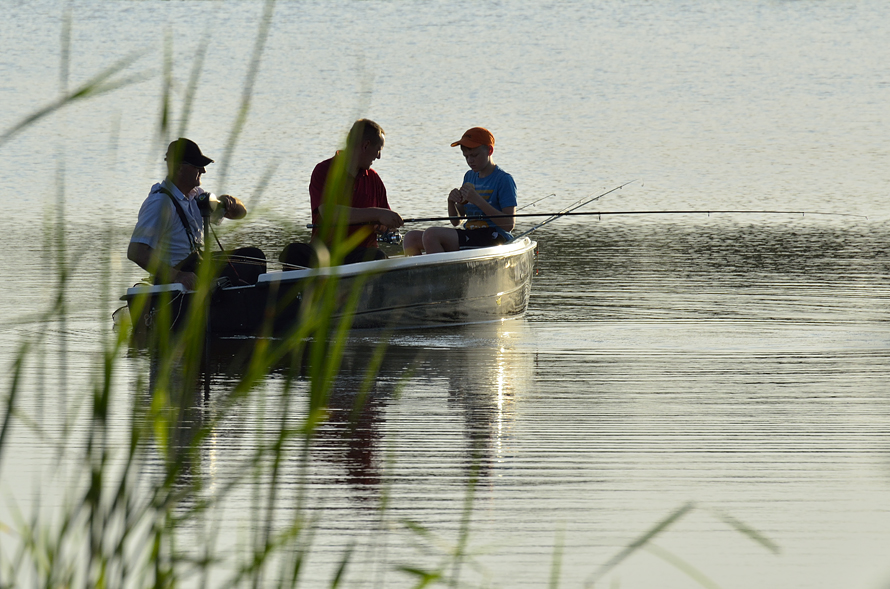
[409, 209, 868, 223]
[516, 192, 556, 211]
[304, 208, 866, 229]
[305, 181, 638, 229]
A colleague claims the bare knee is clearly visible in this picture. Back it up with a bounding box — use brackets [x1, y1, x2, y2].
[403, 230, 424, 256]
[422, 227, 458, 254]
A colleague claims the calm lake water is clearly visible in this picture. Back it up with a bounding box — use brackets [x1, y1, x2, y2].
[2, 0, 890, 587]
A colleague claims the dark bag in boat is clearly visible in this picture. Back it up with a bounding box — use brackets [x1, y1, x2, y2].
[174, 251, 202, 273]
[173, 247, 266, 286]
[279, 241, 385, 268]
[279, 242, 317, 268]
[221, 247, 266, 285]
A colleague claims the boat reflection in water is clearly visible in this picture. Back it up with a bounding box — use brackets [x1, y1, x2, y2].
[314, 319, 536, 500]
[145, 318, 536, 506]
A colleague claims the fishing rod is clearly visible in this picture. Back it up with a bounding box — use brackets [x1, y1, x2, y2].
[305, 208, 866, 230]
[513, 180, 636, 238]
[305, 181, 637, 229]
[516, 192, 556, 211]
[404, 209, 868, 223]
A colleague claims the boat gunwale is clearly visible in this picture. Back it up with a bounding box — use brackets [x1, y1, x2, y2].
[257, 236, 537, 285]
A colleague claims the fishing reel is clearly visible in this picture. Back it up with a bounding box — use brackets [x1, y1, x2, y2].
[195, 192, 226, 218]
[377, 230, 402, 245]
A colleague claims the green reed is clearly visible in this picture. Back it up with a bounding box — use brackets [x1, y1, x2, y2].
[0, 2, 384, 586]
[0, 3, 780, 587]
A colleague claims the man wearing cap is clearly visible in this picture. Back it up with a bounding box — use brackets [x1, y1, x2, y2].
[403, 127, 516, 255]
[127, 137, 253, 290]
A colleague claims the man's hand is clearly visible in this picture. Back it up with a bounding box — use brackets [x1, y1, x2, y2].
[337, 206, 403, 231]
[219, 194, 247, 219]
[375, 209, 403, 230]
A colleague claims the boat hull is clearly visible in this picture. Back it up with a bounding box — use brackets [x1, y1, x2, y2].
[124, 237, 537, 335]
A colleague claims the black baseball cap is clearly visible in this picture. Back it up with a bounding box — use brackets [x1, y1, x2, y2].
[166, 138, 214, 168]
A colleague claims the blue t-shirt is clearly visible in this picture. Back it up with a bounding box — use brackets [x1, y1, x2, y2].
[461, 166, 517, 240]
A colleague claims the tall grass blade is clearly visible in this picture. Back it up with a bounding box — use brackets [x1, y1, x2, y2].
[707, 508, 781, 555]
[584, 501, 696, 588]
[397, 566, 443, 589]
[177, 31, 211, 139]
[0, 50, 151, 147]
[217, 0, 276, 193]
[449, 451, 481, 587]
[158, 31, 172, 141]
[329, 542, 355, 589]
[549, 525, 564, 589]
[643, 544, 720, 589]
[244, 159, 280, 212]
[0, 344, 28, 468]
[59, 7, 71, 94]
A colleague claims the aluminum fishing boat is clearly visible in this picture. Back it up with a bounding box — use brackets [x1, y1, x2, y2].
[122, 237, 537, 335]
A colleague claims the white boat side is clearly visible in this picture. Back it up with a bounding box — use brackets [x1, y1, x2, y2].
[257, 237, 537, 284]
[126, 282, 187, 297]
[122, 237, 538, 332]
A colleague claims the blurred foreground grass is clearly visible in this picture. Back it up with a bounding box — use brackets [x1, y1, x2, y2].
[0, 2, 779, 587]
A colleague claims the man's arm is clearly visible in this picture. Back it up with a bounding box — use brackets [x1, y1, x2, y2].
[127, 242, 197, 290]
[342, 206, 402, 230]
[313, 205, 402, 230]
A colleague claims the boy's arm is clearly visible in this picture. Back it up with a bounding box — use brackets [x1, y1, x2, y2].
[459, 185, 515, 232]
[447, 189, 465, 226]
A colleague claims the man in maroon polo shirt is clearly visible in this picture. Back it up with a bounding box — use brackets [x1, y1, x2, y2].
[303, 119, 403, 265]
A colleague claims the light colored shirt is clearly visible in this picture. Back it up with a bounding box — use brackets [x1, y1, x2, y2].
[130, 180, 206, 267]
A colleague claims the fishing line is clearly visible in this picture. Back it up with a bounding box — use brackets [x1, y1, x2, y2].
[208, 223, 247, 281]
[223, 254, 271, 267]
[302, 175, 866, 242]
[543, 181, 636, 222]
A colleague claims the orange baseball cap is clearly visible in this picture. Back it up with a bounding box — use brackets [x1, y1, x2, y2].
[450, 127, 495, 148]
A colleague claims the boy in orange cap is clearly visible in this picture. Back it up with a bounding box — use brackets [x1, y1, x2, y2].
[403, 127, 516, 255]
